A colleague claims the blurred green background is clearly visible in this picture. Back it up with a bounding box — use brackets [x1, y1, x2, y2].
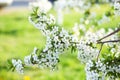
[0, 4, 120, 80]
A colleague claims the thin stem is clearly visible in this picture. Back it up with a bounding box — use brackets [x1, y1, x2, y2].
[97, 28, 120, 41]
[97, 40, 120, 44]
[96, 27, 120, 59]
[97, 43, 103, 61]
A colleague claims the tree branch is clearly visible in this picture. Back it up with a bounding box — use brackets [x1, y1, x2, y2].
[96, 27, 120, 59]
[97, 39, 120, 44]
[96, 39, 120, 60]
[97, 28, 120, 42]
[96, 27, 120, 60]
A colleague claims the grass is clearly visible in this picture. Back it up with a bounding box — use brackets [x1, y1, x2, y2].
[0, 4, 120, 80]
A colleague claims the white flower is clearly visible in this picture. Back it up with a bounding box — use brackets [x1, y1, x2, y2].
[32, 47, 38, 54]
[85, 61, 100, 80]
[77, 31, 99, 63]
[32, 54, 39, 62]
[47, 14, 56, 25]
[24, 55, 32, 66]
[12, 59, 23, 74]
[24, 47, 39, 66]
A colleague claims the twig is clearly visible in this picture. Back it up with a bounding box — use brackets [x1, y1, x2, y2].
[97, 40, 120, 60]
[97, 39, 120, 44]
[97, 28, 120, 42]
[96, 27, 120, 59]
[96, 39, 120, 59]
[97, 43, 103, 61]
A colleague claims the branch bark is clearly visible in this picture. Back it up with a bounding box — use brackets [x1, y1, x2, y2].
[97, 40, 120, 44]
[97, 28, 120, 42]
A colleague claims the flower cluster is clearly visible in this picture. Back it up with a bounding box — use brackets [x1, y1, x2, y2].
[12, 59, 23, 74]
[24, 47, 39, 66]
[86, 58, 120, 80]
[77, 31, 99, 63]
[84, 27, 120, 80]
[29, 7, 55, 36]
[12, 7, 76, 72]
[37, 26, 73, 70]
[74, 24, 120, 79]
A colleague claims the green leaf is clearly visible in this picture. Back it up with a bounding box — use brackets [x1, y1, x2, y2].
[7, 59, 14, 71]
[71, 46, 76, 53]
